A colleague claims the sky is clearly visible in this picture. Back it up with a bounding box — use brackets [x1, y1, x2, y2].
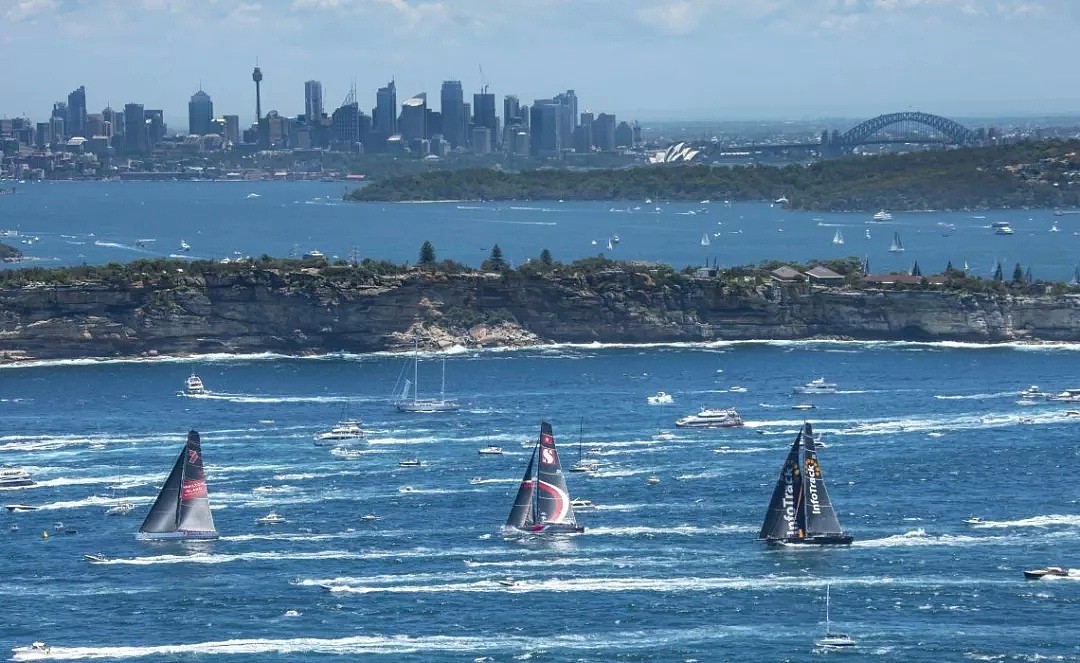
[1, 0, 1077, 129]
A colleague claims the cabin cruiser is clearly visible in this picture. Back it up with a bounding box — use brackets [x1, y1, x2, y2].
[791, 404, 816, 410]
[329, 446, 363, 460]
[963, 516, 983, 525]
[647, 475, 661, 485]
[0, 468, 34, 488]
[646, 391, 674, 405]
[179, 239, 191, 252]
[871, 209, 892, 222]
[397, 458, 422, 467]
[652, 430, 676, 441]
[255, 511, 287, 525]
[184, 373, 207, 395]
[105, 502, 135, 516]
[793, 378, 837, 395]
[313, 420, 364, 444]
[993, 223, 1015, 235]
[675, 407, 744, 429]
[498, 577, 517, 587]
[1024, 566, 1071, 580]
[4, 504, 38, 512]
[84, 553, 109, 563]
[478, 446, 504, 455]
[1050, 389, 1080, 403]
[570, 498, 596, 511]
[1019, 385, 1048, 399]
[13, 642, 51, 656]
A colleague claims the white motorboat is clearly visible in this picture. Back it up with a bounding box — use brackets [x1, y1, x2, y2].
[184, 373, 207, 395]
[793, 378, 837, 395]
[478, 446, 503, 455]
[570, 498, 596, 511]
[993, 222, 1015, 235]
[646, 391, 674, 405]
[871, 209, 892, 222]
[360, 513, 379, 521]
[469, 477, 486, 485]
[1024, 566, 1071, 580]
[791, 404, 817, 410]
[179, 239, 191, 252]
[963, 516, 983, 525]
[313, 420, 365, 444]
[675, 408, 744, 429]
[4, 504, 38, 513]
[84, 553, 109, 563]
[814, 585, 855, 649]
[1050, 389, 1080, 403]
[0, 468, 34, 488]
[397, 458, 422, 467]
[774, 194, 790, 205]
[1019, 385, 1048, 399]
[255, 511, 287, 525]
[330, 446, 363, 460]
[105, 502, 135, 516]
[13, 642, 51, 656]
[498, 577, 517, 587]
[652, 430, 676, 441]
[647, 475, 661, 486]
[729, 386, 748, 393]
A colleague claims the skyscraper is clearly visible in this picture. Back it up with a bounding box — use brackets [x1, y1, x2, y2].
[440, 80, 464, 148]
[530, 100, 561, 158]
[252, 64, 263, 122]
[188, 89, 213, 135]
[305, 80, 323, 121]
[399, 93, 427, 142]
[593, 113, 616, 151]
[67, 86, 87, 138]
[123, 103, 147, 154]
[503, 95, 521, 128]
[374, 80, 397, 136]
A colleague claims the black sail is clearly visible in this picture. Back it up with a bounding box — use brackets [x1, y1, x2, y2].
[800, 423, 844, 536]
[138, 430, 216, 538]
[506, 446, 538, 529]
[138, 447, 185, 534]
[176, 430, 216, 534]
[535, 421, 577, 526]
[759, 426, 805, 540]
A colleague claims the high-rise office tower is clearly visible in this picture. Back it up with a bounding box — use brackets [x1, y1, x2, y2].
[503, 95, 521, 128]
[188, 89, 213, 135]
[67, 86, 87, 137]
[399, 93, 427, 142]
[530, 99, 561, 157]
[472, 91, 496, 131]
[123, 103, 147, 154]
[305, 80, 323, 121]
[593, 113, 616, 151]
[252, 64, 263, 121]
[374, 80, 398, 136]
[440, 80, 464, 148]
[145, 109, 165, 147]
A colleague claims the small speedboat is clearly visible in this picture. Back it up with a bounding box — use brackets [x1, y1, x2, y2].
[729, 386, 748, 393]
[791, 404, 816, 410]
[469, 477, 485, 485]
[793, 378, 837, 395]
[84, 553, 109, 563]
[498, 577, 517, 587]
[283, 609, 302, 617]
[360, 513, 379, 522]
[4, 504, 38, 513]
[13, 642, 51, 656]
[330, 446, 363, 460]
[647, 475, 661, 486]
[963, 516, 983, 525]
[105, 502, 135, 516]
[646, 391, 674, 405]
[255, 511, 287, 526]
[570, 498, 596, 511]
[1024, 566, 1071, 580]
[397, 458, 422, 468]
[9, 524, 18, 532]
[478, 446, 503, 455]
[1020, 385, 1047, 399]
[652, 430, 676, 441]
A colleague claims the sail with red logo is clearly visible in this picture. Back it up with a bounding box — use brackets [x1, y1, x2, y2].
[759, 422, 852, 546]
[137, 430, 218, 541]
[503, 421, 584, 535]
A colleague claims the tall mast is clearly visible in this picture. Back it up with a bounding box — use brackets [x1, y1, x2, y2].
[440, 358, 446, 402]
[413, 334, 419, 404]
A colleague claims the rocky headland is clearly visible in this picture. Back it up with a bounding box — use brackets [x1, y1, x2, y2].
[2, 258, 1080, 364]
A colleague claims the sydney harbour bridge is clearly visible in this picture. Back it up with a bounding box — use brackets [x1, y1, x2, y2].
[660, 111, 983, 163]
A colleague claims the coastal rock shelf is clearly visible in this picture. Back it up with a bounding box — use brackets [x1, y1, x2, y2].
[2, 266, 1080, 362]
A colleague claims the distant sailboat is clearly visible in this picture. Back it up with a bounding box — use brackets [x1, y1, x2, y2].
[888, 232, 905, 253]
[758, 422, 852, 546]
[394, 335, 459, 413]
[864, 228, 871, 240]
[606, 237, 614, 250]
[136, 430, 217, 541]
[504, 421, 585, 535]
[815, 584, 856, 649]
[832, 230, 844, 245]
[700, 233, 711, 247]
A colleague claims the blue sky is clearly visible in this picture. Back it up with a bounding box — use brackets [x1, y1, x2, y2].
[1, 0, 1076, 128]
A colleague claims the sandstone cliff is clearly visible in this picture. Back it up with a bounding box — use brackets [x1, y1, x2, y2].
[2, 265, 1079, 362]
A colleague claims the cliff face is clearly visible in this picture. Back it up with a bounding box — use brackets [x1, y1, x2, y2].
[2, 267, 1080, 362]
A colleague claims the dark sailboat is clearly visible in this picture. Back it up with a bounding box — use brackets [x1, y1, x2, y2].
[504, 421, 584, 535]
[136, 430, 218, 541]
[759, 422, 852, 546]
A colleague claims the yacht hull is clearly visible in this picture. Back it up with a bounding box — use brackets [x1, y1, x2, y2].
[136, 530, 219, 541]
[765, 534, 854, 546]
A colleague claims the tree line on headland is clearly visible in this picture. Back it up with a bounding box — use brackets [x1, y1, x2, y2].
[346, 140, 1080, 211]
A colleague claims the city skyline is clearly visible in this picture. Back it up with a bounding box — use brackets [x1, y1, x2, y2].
[2, 0, 1078, 128]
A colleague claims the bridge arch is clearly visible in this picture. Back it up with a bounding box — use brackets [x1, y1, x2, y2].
[839, 111, 977, 146]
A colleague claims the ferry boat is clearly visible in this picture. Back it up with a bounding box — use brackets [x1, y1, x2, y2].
[0, 468, 34, 488]
[871, 209, 892, 222]
[793, 378, 838, 395]
[675, 407, 744, 429]
[993, 221, 1015, 235]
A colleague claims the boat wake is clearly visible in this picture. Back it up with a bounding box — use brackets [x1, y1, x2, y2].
[968, 514, 1080, 529]
[854, 528, 1023, 548]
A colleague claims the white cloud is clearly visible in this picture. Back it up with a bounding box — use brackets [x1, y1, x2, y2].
[4, 0, 58, 23]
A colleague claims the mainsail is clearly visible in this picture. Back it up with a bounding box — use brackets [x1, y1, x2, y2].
[800, 423, 845, 536]
[758, 427, 804, 540]
[137, 430, 217, 540]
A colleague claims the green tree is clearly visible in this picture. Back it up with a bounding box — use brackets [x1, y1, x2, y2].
[419, 241, 436, 266]
[483, 244, 506, 271]
[539, 249, 553, 266]
[1012, 262, 1024, 283]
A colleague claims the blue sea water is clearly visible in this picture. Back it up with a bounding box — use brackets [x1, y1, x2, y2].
[1, 180, 1078, 280]
[2, 341, 1080, 661]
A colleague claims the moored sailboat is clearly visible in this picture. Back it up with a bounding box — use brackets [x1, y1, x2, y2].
[136, 430, 218, 541]
[888, 232, 905, 253]
[503, 421, 585, 535]
[759, 422, 852, 546]
[394, 335, 459, 413]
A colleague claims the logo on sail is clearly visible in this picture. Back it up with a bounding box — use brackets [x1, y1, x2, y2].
[805, 458, 822, 515]
[541, 447, 556, 465]
[181, 479, 207, 501]
[781, 462, 798, 536]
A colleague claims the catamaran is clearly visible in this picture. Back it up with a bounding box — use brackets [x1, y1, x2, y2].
[888, 232, 905, 253]
[395, 336, 459, 413]
[136, 430, 218, 541]
[759, 422, 853, 546]
[504, 421, 585, 535]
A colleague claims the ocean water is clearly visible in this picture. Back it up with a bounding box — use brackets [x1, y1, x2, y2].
[2, 341, 1080, 660]
[1, 180, 1078, 280]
